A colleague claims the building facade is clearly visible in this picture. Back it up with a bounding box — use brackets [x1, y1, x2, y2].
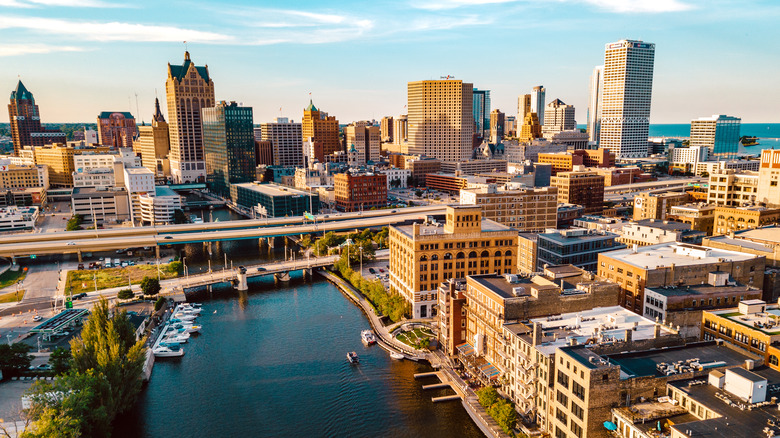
[258, 118, 303, 167]
[758, 149, 780, 207]
[690, 114, 741, 160]
[97, 111, 136, 149]
[537, 228, 625, 272]
[231, 182, 319, 217]
[707, 169, 759, 207]
[165, 51, 215, 183]
[302, 101, 340, 157]
[587, 65, 603, 144]
[7, 81, 65, 156]
[472, 88, 491, 139]
[599, 39, 655, 158]
[333, 172, 387, 212]
[542, 99, 576, 139]
[550, 168, 605, 214]
[633, 191, 689, 221]
[135, 99, 170, 182]
[407, 80, 474, 163]
[459, 184, 558, 231]
[202, 101, 256, 199]
[344, 122, 381, 165]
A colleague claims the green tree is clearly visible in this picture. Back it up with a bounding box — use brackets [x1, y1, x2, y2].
[0, 342, 33, 377]
[65, 214, 83, 232]
[154, 296, 166, 311]
[140, 277, 160, 296]
[489, 399, 518, 434]
[69, 299, 146, 425]
[117, 289, 134, 300]
[476, 386, 499, 408]
[173, 209, 189, 224]
[49, 347, 72, 375]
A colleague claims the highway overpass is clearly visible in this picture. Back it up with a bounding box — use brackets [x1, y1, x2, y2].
[0, 209, 443, 259]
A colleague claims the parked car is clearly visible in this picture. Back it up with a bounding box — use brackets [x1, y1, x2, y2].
[368, 268, 376, 274]
[257, 267, 266, 272]
[77, 264, 84, 270]
[72, 293, 87, 300]
[37, 364, 52, 370]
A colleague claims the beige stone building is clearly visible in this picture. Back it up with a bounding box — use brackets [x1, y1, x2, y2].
[666, 203, 716, 235]
[758, 149, 780, 207]
[633, 191, 689, 221]
[712, 205, 780, 236]
[28, 143, 110, 188]
[707, 169, 759, 206]
[135, 98, 170, 182]
[343, 122, 380, 164]
[389, 205, 517, 319]
[407, 80, 473, 163]
[0, 163, 48, 189]
[517, 233, 538, 274]
[459, 184, 557, 231]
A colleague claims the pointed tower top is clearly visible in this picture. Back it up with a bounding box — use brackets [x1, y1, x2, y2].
[184, 51, 191, 61]
[10, 80, 33, 102]
[153, 97, 166, 122]
[305, 99, 318, 112]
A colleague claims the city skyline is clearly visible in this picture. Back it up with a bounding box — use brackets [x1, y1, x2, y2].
[1, 0, 778, 124]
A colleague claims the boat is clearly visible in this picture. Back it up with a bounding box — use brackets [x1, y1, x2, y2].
[162, 331, 190, 343]
[361, 330, 376, 346]
[177, 304, 202, 314]
[153, 344, 184, 357]
[347, 351, 359, 364]
[174, 313, 198, 321]
[390, 352, 405, 360]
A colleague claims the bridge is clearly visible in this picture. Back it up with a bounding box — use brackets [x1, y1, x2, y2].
[0, 207, 444, 259]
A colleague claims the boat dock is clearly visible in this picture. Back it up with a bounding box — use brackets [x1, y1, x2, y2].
[414, 370, 464, 403]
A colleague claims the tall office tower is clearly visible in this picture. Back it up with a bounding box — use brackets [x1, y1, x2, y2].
[259, 118, 303, 167]
[301, 100, 340, 157]
[518, 112, 542, 142]
[97, 111, 136, 148]
[7, 81, 65, 156]
[135, 98, 170, 181]
[344, 121, 381, 165]
[542, 99, 576, 138]
[517, 94, 531, 128]
[202, 101, 256, 200]
[407, 79, 474, 163]
[489, 109, 504, 143]
[380, 116, 394, 143]
[690, 115, 741, 160]
[393, 114, 408, 145]
[165, 51, 215, 183]
[587, 66, 604, 143]
[472, 88, 491, 139]
[531, 86, 546, 125]
[599, 39, 655, 158]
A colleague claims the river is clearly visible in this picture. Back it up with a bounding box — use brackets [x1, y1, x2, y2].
[112, 274, 484, 437]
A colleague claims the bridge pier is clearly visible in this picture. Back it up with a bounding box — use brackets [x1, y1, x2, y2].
[302, 267, 313, 280]
[77, 250, 83, 263]
[236, 271, 248, 291]
[155, 246, 160, 259]
[267, 237, 275, 249]
[274, 272, 290, 282]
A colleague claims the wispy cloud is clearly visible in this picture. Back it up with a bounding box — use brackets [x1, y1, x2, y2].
[581, 0, 694, 13]
[0, 16, 233, 42]
[0, 0, 123, 7]
[412, 0, 520, 11]
[0, 43, 85, 56]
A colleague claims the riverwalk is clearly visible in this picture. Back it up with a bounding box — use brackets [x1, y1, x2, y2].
[318, 268, 511, 438]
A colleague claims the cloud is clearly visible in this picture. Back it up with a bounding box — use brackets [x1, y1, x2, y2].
[0, 0, 123, 7]
[0, 16, 233, 42]
[581, 0, 694, 13]
[0, 43, 85, 56]
[412, 0, 520, 11]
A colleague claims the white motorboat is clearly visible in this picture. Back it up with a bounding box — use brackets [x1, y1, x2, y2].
[174, 313, 198, 321]
[361, 330, 377, 346]
[162, 331, 189, 343]
[347, 351, 360, 364]
[153, 345, 184, 357]
[390, 352, 405, 360]
[177, 305, 202, 314]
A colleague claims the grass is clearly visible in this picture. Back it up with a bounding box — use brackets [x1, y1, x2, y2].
[396, 327, 434, 349]
[66, 262, 181, 294]
[0, 267, 27, 289]
[0, 289, 25, 303]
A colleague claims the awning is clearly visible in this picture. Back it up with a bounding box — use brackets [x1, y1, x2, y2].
[456, 342, 475, 357]
[479, 362, 500, 379]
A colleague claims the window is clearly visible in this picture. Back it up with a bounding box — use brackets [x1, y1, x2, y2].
[556, 390, 568, 407]
[572, 381, 585, 400]
[571, 402, 584, 420]
[557, 371, 569, 389]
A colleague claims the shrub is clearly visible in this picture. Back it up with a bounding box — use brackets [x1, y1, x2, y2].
[117, 289, 134, 300]
[140, 277, 160, 296]
[154, 297, 166, 311]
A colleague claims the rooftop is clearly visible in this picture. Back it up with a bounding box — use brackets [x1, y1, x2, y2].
[736, 226, 780, 244]
[124, 167, 153, 175]
[646, 283, 756, 298]
[600, 243, 758, 270]
[232, 182, 313, 197]
[705, 235, 774, 253]
[394, 217, 513, 238]
[631, 219, 692, 232]
[539, 228, 621, 244]
[154, 186, 178, 198]
[708, 303, 780, 336]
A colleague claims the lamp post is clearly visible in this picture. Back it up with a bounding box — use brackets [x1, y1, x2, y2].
[359, 246, 363, 276]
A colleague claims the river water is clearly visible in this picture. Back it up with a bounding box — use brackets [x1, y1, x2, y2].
[113, 274, 483, 437]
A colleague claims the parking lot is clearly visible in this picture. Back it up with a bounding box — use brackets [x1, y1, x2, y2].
[360, 260, 391, 288]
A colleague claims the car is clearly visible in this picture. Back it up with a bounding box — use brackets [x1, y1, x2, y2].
[323, 215, 330, 218]
[379, 269, 385, 273]
[67, 241, 76, 246]
[368, 268, 376, 274]
[391, 210, 397, 213]
[32, 315, 42, 322]
[77, 264, 84, 270]
[257, 267, 266, 272]
[37, 364, 52, 370]
[62, 217, 67, 221]
[73, 292, 87, 300]
[163, 236, 173, 240]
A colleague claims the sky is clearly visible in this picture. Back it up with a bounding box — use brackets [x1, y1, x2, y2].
[1, 0, 779, 125]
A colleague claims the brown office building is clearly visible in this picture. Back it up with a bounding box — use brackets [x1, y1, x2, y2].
[459, 185, 558, 232]
[97, 111, 136, 148]
[135, 99, 170, 182]
[7, 81, 65, 156]
[334, 172, 387, 212]
[302, 100, 340, 157]
[550, 168, 605, 214]
[633, 191, 689, 221]
[254, 140, 273, 166]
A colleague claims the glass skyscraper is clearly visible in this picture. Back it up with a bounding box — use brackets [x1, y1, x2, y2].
[472, 88, 491, 139]
[203, 101, 256, 199]
[690, 115, 741, 160]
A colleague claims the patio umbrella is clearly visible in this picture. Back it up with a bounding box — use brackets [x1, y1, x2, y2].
[603, 421, 618, 431]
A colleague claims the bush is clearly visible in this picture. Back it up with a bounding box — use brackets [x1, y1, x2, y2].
[154, 297, 166, 311]
[117, 289, 134, 300]
[65, 214, 83, 231]
[140, 277, 160, 296]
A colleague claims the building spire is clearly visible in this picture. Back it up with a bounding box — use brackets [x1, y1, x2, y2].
[153, 97, 166, 123]
[184, 50, 191, 61]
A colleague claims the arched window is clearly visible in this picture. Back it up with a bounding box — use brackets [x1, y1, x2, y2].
[456, 252, 465, 259]
[494, 250, 502, 257]
[444, 253, 453, 260]
[505, 250, 513, 257]
[468, 251, 478, 259]
[420, 255, 428, 262]
[481, 250, 489, 258]
[771, 355, 779, 366]
[431, 254, 439, 261]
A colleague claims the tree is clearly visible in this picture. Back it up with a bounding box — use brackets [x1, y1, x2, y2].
[0, 343, 33, 377]
[415, 190, 423, 197]
[69, 298, 146, 426]
[65, 214, 83, 232]
[154, 296, 166, 311]
[117, 289, 134, 300]
[476, 386, 499, 408]
[489, 399, 517, 434]
[173, 209, 188, 224]
[140, 277, 160, 296]
[49, 347, 72, 376]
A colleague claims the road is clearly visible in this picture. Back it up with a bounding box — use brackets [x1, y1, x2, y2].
[0, 208, 445, 258]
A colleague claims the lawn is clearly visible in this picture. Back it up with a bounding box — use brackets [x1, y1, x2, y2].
[0, 289, 25, 303]
[0, 267, 27, 289]
[66, 261, 181, 294]
[396, 327, 434, 349]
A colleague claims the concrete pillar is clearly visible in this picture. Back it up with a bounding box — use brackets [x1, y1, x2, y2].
[268, 237, 275, 248]
[77, 250, 83, 263]
[236, 271, 248, 291]
[155, 246, 160, 259]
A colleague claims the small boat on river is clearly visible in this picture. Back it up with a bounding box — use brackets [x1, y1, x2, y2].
[361, 330, 376, 346]
[347, 351, 360, 364]
[390, 352, 405, 360]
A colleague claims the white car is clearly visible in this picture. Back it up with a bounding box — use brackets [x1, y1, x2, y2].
[67, 241, 76, 246]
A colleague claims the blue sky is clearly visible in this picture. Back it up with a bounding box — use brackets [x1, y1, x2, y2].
[1, 0, 778, 125]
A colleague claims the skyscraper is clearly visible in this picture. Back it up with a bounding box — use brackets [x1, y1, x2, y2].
[542, 99, 576, 139]
[301, 100, 340, 157]
[518, 112, 542, 142]
[599, 39, 655, 158]
[380, 116, 394, 143]
[489, 109, 504, 143]
[97, 111, 136, 148]
[344, 122, 381, 165]
[407, 79, 474, 163]
[517, 94, 531, 127]
[202, 101, 256, 200]
[531, 86, 546, 125]
[586, 66, 604, 145]
[165, 51, 215, 183]
[690, 115, 741, 160]
[258, 118, 303, 167]
[7, 81, 65, 156]
[135, 98, 170, 181]
[472, 88, 491, 139]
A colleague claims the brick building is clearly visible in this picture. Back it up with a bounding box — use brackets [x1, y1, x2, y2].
[333, 172, 387, 212]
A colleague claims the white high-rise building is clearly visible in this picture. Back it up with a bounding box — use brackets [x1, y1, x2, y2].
[407, 80, 474, 163]
[690, 115, 741, 160]
[542, 99, 576, 139]
[531, 86, 546, 125]
[258, 118, 303, 167]
[587, 65, 603, 144]
[599, 39, 655, 158]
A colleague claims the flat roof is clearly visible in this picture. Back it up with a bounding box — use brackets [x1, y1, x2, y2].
[601, 243, 758, 270]
[539, 230, 620, 244]
[631, 219, 692, 231]
[154, 186, 178, 197]
[736, 226, 780, 244]
[232, 182, 312, 197]
[704, 236, 774, 253]
[605, 342, 752, 379]
[709, 304, 780, 336]
[646, 283, 756, 298]
[72, 186, 126, 195]
[394, 218, 513, 238]
[124, 167, 152, 175]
